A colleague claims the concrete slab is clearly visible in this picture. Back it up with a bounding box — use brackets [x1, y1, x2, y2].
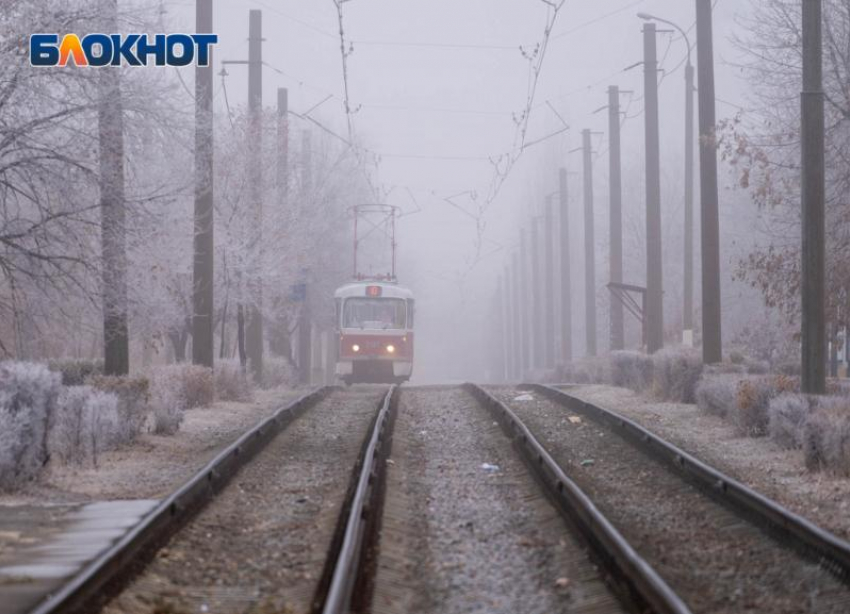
[0, 499, 158, 614]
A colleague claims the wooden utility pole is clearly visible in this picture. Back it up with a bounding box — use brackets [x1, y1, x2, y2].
[801, 0, 826, 393]
[245, 9, 264, 383]
[582, 129, 597, 357]
[193, 0, 214, 369]
[544, 196, 556, 368]
[559, 169, 573, 364]
[100, 0, 129, 375]
[696, 0, 723, 364]
[608, 87, 625, 351]
[643, 23, 664, 354]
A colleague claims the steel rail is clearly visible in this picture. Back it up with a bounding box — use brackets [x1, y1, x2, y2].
[529, 383, 850, 581]
[464, 383, 691, 614]
[318, 385, 398, 614]
[31, 386, 332, 614]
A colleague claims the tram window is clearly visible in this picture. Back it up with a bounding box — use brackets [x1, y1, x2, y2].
[343, 298, 406, 329]
[407, 299, 415, 328]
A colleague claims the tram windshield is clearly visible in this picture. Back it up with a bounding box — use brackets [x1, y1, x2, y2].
[343, 298, 407, 330]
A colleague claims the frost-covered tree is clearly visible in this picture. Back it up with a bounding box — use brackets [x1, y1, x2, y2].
[723, 1, 850, 342]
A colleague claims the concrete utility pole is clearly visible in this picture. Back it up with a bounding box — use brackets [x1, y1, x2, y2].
[268, 87, 293, 360]
[639, 12, 696, 347]
[801, 0, 826, 394]
[559, 169, 573, 364]
[544, 196, 556, 368]
[520, 228, 531, 377]
[277, 88, 289, 206]
[681, 34, 697, 346]
[245, 9, 264, 383]
[100, 0, 128, 375]
[608, 87, 625, 351]
[511, 252, 522, 380]
[496, 276, 506, 382]
[192, 0, 214, 369]
[298, 131, 313, 384]
[531, 216, 544, 369]
[504, 264, 514, 381]
[582, 129, 598, 357]
[695, 0, 722, 364]
[643, 22, 664, 354]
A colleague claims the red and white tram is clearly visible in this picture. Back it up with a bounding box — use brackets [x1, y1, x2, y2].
[335, 280, 414, 385]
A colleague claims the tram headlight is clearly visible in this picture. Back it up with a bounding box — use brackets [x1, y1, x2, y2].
[386, 344, 396, 354]
[352, 344, 360, 353]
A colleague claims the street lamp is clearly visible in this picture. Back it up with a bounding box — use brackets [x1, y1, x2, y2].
[638, 12, 697, 348]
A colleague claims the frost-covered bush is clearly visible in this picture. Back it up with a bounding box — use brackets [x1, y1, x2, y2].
[215, 360, 253, 402]
[729, 350, 747, 365]
[563, 357, 611, 385]
[87, 375, 149, 446]
[704, 363, 747, 376]
[48, 359, 104, 386]
[734, 375, 796, 437]
[695, 374, 740, 417]
[149, 365, 213, 410]
[652, 348, 703, 403]
[803, 397, 850, 475]
[777, 361, 803, 377]
[0, 362, 61, 490]
[768, 394, 811, 450]
[49, 386, 120, 465]
[263, 356, 296, 389]
[610, 351, 654, 392]
[148, 380, 184, 435]
[745, 360, 771, 375]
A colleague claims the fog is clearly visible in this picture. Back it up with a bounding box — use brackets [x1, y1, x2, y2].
[165, 0, 752, 382]
[0, 0, 815, 384]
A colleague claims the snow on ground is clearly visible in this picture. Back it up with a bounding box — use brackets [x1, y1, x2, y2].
[0, 387, 304, 506]
[566, 385, 850, 541]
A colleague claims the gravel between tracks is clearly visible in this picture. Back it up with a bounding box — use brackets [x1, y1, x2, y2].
[497, 387, 850, 614]
[370, 386, 626, 614]
[102, 386, 387, 614]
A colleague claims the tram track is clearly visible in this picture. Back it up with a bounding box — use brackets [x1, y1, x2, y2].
[27, 385, 397, 614]
[26, 382, 850, 614]
[28, 386, 332, 614]
[319, 385, 679, 614]
[495, 384, 850, 613]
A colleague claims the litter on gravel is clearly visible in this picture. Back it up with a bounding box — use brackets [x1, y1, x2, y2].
[480, 463, 501, 473]
[513, 394, 534, 402]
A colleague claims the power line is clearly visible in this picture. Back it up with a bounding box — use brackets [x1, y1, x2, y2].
[550, 0, 647, 42]
[350, 39, 520, 51]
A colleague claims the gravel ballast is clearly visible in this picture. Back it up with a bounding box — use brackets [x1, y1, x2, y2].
[499, 387, 850, 614]
[568, 385, 850, 542]
[103, 386, 387, 614]
[370, 386, 625, 614]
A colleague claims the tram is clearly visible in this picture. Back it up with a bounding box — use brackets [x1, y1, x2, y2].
[334, 279, 414, 385]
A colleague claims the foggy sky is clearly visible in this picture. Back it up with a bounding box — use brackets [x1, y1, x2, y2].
[168, 0, 752, 383]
